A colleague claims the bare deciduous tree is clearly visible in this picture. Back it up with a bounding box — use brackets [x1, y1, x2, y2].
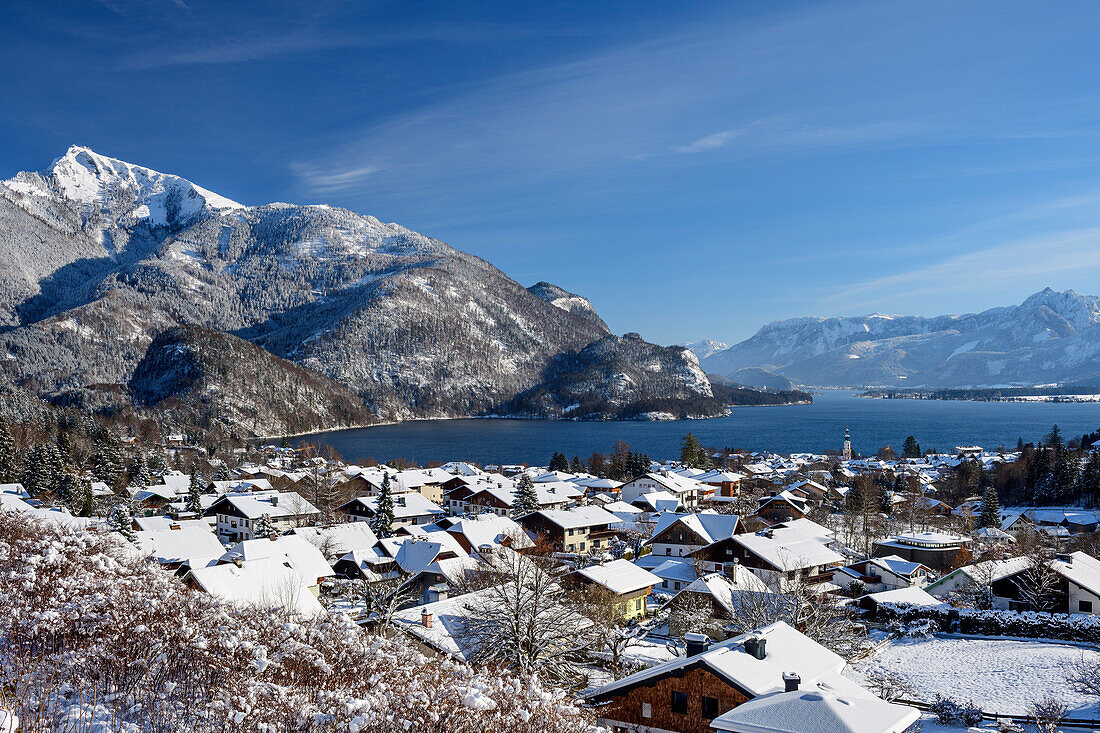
[1012, 548, 1062, 612]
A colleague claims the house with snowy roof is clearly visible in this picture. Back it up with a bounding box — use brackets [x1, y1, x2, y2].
[662, 569, 776, 634]
[620, 472, 704, 510]
[565, 559, 660, 620]
[520, 506, 623, 555]
[218, 534, 335, 594]
[133, 525, 226, 569]
[710, 686, 919, 733]
[585, 621, 915, 733]
[693, 524, 843, 588]
[990, 551, 1100, 614]
[647, 512, 742, 559]
[206, 491, 320, 542]
[872, 531, 970, 571]
[335, 492, 445, 529]
[444, 512, 533, 553]
[833, 555, 931, 594]
[184, 556, 326, 618]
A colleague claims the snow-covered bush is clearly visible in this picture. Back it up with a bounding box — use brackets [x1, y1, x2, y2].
[929, 695, 982, 725]
[876, 601, 1100, 643]
[0, 511, 595, 732]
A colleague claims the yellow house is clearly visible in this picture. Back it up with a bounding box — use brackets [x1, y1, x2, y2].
[570, 559, 660, 621]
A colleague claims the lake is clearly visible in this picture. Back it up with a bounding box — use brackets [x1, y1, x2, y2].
[295, 391, 1100, 465]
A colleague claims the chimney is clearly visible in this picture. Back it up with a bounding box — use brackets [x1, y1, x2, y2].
[684, 632, 709, 657]
[783, 672, 801, 692]
[421, 610, 433, 628]
[744, 636, 767, 660]
[231, 557, 243, 568]
[270, 495, 279, 506]
[427, 583, 449, 603]
[169, 523, 181, 531]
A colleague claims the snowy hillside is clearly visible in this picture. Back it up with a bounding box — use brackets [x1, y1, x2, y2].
[0, 146, 767, 431]
[702, 288, 1100, 388]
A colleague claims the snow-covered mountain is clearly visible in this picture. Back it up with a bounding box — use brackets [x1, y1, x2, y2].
[683, 339, 729, 361]
[702, 288, 1100, 388]
[0, 146, 728, 431]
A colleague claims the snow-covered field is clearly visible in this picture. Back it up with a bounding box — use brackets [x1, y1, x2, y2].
[850, 635, 1100, 717]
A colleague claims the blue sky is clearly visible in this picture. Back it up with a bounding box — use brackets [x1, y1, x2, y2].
[4, 1, 1100, 345]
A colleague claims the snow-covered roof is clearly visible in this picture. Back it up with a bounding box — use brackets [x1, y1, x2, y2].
[533, 506, 621, 530]
[589, 621, 851, 701]
[446, 513, 532, 551]
[187, 557, 325, 618]
[711, 688, 919, 733]
[731, 526, 843, 572]
[135, 526, 225, 565]
[287, 523, 379, 556]
[860, 586, 941, 608]
[676, 569, 772, 617]
[213, 491, 319, 520]
[573, 559, 660, 595]
[648, 557, 699, 583]
[650, 511, 740, 546]
[219, 535, 334, 585]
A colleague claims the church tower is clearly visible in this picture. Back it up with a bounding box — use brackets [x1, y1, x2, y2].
[842, 427, 852, 461]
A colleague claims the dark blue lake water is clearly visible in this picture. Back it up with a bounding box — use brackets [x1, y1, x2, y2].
[296, 391, 1100, 465]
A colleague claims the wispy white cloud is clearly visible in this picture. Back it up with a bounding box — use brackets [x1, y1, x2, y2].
[291, 162, 378, 195]
[673, 119, 926, 155]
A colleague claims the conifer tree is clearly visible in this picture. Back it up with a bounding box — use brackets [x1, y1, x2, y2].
[680, 433, 704, 468]
[512, 473, 540, 517]
[548, 452, 569, 473]
[626, 450, 651, 479]
[109, 504, 138, 544]
[255, 512, 277, 538]
[91, 430, 124, 490]
[148, 451, 168, 480]
[978, 486, 1001, 529]
[902, 436, 922, 459]
[371, 472, 396, 538]
[74, 476, 95, 517]
[214, 463, 232, 481]
[130, 454, 152, 488]
[570, 455, 584, 474]
[1079, 451, 1100, 508]
[0, 419, 17, 484]
[186, 471, 204, 515]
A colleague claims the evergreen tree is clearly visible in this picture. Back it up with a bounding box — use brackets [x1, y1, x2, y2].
[130, 454, 152, 488]
[91, 430, 124, 490]
[626, 451, 651, 479]
[680, 433, 704, 468]
[371, 472, 396, 538]
[1017, 437, 1025, 452]
[1046, 424, 1064, 449]
[186, 471, 204, 515]
[569, 455, 584, 474]
[902, 436, 922, 459]
[255, 512, 277, 538]
[548, 452, 569, 473]
[22, 443, 63, 498]
[978, 485, 1001, 528]
[512, 473, 540, 517]
[108, 504, 138, 544]
[0, 418, 18, 483]
[73, 476, 95, 517]
[214, 463, 232, 481]
[148, 451, 168, 480]
[1079, 451, 1100, 508]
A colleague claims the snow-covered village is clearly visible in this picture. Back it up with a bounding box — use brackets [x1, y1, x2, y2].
[8, 2, 1100, 732]
[5, 421, 1100, 733]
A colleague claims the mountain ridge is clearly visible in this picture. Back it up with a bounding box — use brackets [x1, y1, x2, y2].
[703, 287, 1100, 388]
[0, 146, 784, 434]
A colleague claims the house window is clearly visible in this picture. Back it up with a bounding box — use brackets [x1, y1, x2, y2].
[701, 696, 719, 719]
[568, 529, 575, 536]
[665, 548, 672, 555]
[671, 691, 688, 714]
[1081, 600, 1094, 613]
[641, 703, 651, 719]
[635, 598, 642, 610]
[674, 582, 681, 590]
[579, 542, 586, 550]
[567, 544, 575, 552]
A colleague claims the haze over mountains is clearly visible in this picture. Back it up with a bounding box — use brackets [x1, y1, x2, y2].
[703, 288, 1100, 389]
[0, 146, 755, 435]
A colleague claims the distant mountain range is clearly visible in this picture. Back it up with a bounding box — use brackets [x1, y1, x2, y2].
[702, 288, 1100, 389]
[0, 146, 795, 434]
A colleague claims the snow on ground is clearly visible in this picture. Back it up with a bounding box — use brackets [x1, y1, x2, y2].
[850, 634, 1100, 717]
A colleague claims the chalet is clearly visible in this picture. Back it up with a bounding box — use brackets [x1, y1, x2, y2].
[833, 555, 931, 595]
[586, 621, 909, 733]
[696, 470, 745, 503]
[698, 524, 843, 588]
[924, 556, 1031, 603]
[287, 523, 379, 561]
[444, 513, 533, 553]
[647, 512, 741, 559]
[663, 569, 774, 635]
[206, 491, 320, 542]
[566, 559, 659, 620]
[753, 492, 807, 524]
[990, 551, 1100, 614]
[620, 473, 703, 510]
[335, 493, 445, 529]
[520, 506, 622, 554]
[648, 557, 700, 593]
[872, 531, 970, 571]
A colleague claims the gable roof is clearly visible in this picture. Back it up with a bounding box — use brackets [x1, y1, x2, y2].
[187, 557, 325, 618]
[572, 559, 660, 595]
[219, 535, 334, 584]
[135, 526, 226, 565]
[730, 526, 843, 572]
[531, 506, 621, 530]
